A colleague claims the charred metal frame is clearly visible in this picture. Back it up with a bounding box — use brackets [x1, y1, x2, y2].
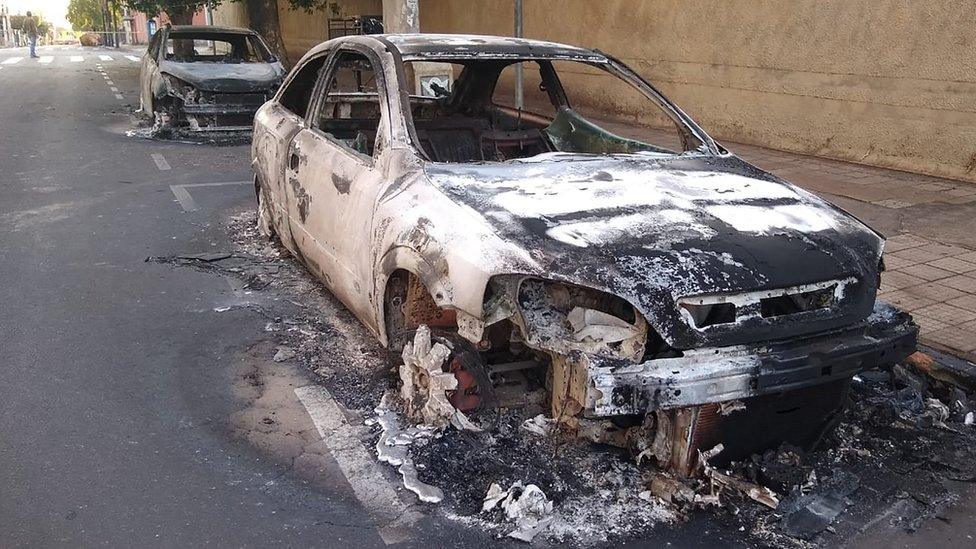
[252, 34, 919, 476]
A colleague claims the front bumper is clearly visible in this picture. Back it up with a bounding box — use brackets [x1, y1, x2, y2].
[584, 301, 918, 417]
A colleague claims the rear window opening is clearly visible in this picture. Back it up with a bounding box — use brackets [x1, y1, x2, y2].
[400, 58, 701, 163]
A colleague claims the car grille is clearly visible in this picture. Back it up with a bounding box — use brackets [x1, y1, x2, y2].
[677, 277, 856, 330]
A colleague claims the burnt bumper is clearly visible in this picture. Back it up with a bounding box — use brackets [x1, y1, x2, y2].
[174, 93, 269, 132]
[585, 301, 918, 417]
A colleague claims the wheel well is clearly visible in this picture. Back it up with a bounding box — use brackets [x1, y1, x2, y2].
[383, 270, 458, 349]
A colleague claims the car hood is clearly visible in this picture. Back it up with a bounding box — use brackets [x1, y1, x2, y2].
[425, 154, 884, 349]
[160, 60, 284, 92]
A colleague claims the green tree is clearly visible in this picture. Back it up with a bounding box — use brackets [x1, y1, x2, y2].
[10, 14, 51, 35]
[67, 0, 108, 31]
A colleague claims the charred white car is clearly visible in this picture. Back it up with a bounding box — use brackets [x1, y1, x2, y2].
[139, 25, 285, 132]
[251, 34, 917, 473]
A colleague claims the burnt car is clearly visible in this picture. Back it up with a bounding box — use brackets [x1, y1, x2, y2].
[251, 34, 918, 474]
[139, 25, 285, 132]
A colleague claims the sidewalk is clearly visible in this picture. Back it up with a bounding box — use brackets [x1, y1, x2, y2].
[731, 142, 976, 361]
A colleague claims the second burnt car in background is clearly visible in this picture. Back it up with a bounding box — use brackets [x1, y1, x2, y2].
[139, 25, 286, 132]
[250, 33, 918, 475]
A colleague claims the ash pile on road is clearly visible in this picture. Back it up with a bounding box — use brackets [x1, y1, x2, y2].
[701, 353, 976, 547]
[156, 209, 976, 547]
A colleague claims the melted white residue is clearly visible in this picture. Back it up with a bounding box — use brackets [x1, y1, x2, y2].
[546, 209, 715, 248]
[374, 399, 445, 503]
[706, 204, 837, 234]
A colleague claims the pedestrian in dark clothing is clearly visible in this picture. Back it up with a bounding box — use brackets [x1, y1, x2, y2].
[24, 11, 38, 58]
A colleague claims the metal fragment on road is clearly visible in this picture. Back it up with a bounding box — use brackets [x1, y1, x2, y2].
[374, 395, 444, 503]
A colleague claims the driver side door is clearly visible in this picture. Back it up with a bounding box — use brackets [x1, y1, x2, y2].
[282, 47, 390, 323]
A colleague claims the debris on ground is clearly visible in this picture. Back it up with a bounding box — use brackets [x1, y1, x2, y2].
[153, 209, 976, 547]
[374, 394, 445, 503]
[483, 482, 555, 542]
[272, 346, 296, 362]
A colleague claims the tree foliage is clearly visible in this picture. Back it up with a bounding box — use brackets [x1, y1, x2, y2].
[10, 14, 51, 35]
[121, 0, 222, 24]
[66, 0, 108, 31]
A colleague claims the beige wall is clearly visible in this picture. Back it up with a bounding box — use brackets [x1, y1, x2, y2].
[421, 0, 976, 183]
[277, 0, 381, 62]
[212, 1, 381, 62]
[211, 2, 248, 28]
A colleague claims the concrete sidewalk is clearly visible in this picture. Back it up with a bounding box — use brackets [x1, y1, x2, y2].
[732, 142, 976, 361]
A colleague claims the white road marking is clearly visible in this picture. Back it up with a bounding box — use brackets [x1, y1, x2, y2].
[114, 93, 124, 100]
[99, 55, 113, 61]
[1, 57, 22, 65]
[294, 385, 419, 545]
[125, 55, 140, 62]
[167, 181, 250, 212]
[70, 56, 83, 62]
[106, 80, 115, 85]
[110, 86, 119, 92]
[39, 56, 53, 64]
[151, 153, 171, 171]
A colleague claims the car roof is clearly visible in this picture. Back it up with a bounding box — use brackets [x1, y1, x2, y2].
[167, 25, 257, 36]
[305, 33, 607, 62]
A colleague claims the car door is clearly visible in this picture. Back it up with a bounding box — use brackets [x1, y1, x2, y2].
[140, 30, 162, 112]
[282, 46, 391, 323]
[253, 52, 330, 253]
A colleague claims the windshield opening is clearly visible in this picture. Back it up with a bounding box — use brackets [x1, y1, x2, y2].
[165, 32, 272, 63]
[400, 58, 709, 163]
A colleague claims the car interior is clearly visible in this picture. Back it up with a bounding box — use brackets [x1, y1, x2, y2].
[313, 52, 689, 162]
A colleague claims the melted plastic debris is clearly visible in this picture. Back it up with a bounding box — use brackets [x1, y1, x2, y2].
[568, 306, 638, 343]
[482, 482, 555, 542]
[399, 325, 481, 430]
[375, 394, 445, 503]
[520, 414, 555, 437]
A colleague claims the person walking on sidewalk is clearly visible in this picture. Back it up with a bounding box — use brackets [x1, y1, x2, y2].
[24, 11, 38, 58]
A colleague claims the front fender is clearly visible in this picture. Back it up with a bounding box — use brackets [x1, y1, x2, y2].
[374, 245, 492, 346]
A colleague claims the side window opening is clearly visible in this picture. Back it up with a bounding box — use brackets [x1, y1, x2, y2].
[279, 55, 327, 118]
[401, 58, 696, 163]
[315, 50, 383, 159]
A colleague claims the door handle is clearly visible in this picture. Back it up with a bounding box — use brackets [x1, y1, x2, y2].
[289, 152, 300, 171]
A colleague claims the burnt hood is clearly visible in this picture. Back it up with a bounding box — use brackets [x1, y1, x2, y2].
[425, 154, 885, 349]
[160, 61, 284, 92]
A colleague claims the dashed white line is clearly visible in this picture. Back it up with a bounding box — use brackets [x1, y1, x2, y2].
[167, 181, 250, 212]
[106, 80, 115, 85]
[151, 153, 171, 171]
[294, 385, 419, 545]
[1, 57, 22, 65]
[39, 56, 53, 64]
[114, 93, 124, 100]
[99, 55, 113, 61]
[70, 56, 83, 62]
[125, 55, 140, 62]
[110, 86, 119, 92]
